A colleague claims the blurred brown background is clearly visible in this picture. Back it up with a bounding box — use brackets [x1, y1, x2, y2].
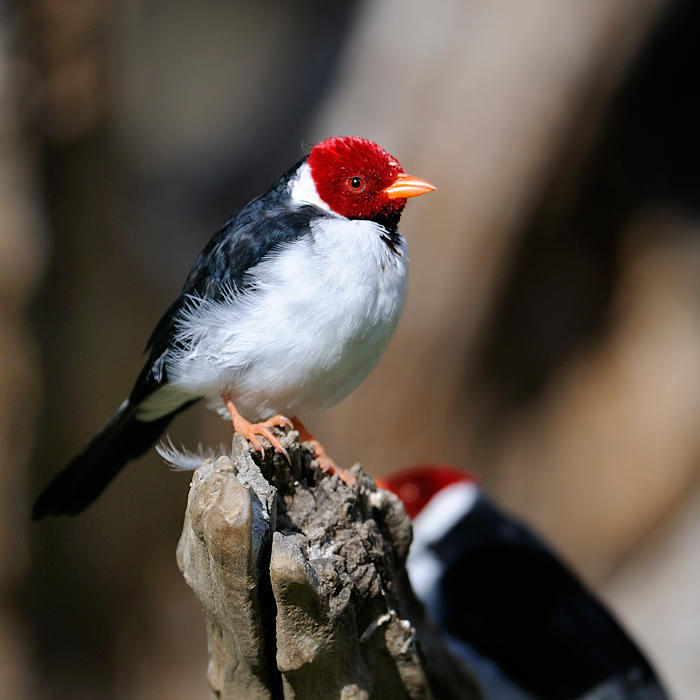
[1, 0, 698, 697]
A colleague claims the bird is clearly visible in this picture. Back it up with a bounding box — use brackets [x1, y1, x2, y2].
[381, 464, 669, 700]
[33, 136, 435, 519]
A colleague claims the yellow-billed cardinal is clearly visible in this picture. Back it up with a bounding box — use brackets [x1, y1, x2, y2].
[381, 465, 669, 700]
[33, 137, 435, 519]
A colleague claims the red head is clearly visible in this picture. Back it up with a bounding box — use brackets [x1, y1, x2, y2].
[378, 464, 479, 519]
[307, 136, 435, 223]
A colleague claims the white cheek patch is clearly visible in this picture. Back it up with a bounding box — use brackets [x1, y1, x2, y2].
[288, 162, 336, 216]
[406, 481, 479, 602]
[411, 481, 479, 546]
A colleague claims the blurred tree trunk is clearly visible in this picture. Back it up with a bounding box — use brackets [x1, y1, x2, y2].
[0, 5, 45, 697]
[491, 214, 700, 579]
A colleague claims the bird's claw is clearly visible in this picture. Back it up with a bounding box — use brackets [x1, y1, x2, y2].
[230, 409, 292, 463]
[264, 414, 294, 430]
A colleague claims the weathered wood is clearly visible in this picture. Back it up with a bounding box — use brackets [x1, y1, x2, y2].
[177, 432, 481, 700]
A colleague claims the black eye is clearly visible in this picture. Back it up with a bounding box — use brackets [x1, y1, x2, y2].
[347, 176, 365, 191]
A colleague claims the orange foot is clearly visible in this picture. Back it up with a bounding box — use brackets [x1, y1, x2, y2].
[223, 394, 293, 461]
[293, 417, 356, 487]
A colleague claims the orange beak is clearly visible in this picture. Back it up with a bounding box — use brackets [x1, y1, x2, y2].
[384, 172, 437, 199]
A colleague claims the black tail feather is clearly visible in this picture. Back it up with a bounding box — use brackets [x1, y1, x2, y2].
[32, 399, 194, 519]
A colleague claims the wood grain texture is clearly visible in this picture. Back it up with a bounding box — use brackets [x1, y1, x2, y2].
[177, 433, 481, 700]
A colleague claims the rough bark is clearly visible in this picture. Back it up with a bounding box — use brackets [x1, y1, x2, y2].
[176, 432, 481, 700]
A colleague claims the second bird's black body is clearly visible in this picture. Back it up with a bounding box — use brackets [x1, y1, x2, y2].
[432, 496, 668, 699]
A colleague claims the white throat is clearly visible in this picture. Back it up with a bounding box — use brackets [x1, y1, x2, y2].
[288, 162, 337, 216]
[407, 481, 479, 603]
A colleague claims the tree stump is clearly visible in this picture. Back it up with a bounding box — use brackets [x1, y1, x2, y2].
[176, 431, 481, 700]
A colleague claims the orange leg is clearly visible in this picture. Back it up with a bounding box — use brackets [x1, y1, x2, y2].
[222, 394, 293, 462]
[293, 417, 356, 486]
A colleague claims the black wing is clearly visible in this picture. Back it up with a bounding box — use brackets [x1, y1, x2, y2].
[432, 496, 668, 699]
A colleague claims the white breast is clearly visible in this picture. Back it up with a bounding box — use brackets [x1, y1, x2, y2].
[164, 216, 408, 421]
